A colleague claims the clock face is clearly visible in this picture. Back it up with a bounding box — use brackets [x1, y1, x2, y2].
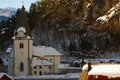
[19, 31, 24, 36]
[17, 31, 25, 37]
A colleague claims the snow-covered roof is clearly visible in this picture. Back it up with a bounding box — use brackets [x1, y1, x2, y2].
[82, 64, 89, 70]
[33, 46, 45, 57]
[0, 57, 8, 66]
[33, 46, 61, 57]
[0, 73, 13, 79]
[31, 57, 53, 66]
[26, 36, 31, 39]
[17, 27, 26, 33]
[58, 64, 70, 69]
[12, 36, 32, 39]
[45, 46, 61, 56]
[6, 46, 13, 57]
[82, 64, 94, 70]
[88, 64, 120, 78]
[6, 47, 13, 53]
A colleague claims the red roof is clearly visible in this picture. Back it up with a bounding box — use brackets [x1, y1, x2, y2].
[0, 73, 13, 80]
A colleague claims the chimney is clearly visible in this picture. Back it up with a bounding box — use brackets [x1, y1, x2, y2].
[88, 62, 92, 71]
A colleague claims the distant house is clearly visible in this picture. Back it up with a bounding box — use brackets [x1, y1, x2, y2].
[6, 46, 13, 76]
[7, 6, 61, 76]
[0, 73, 13, 80]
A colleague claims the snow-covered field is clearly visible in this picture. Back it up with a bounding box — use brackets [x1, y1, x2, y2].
[14, 73, 80, 79]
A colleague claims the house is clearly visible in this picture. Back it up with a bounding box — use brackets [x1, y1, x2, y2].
[79, 63, 120, 80]
[31, 46, 61, 75]
[6, 46, 13, 76]
[0, 73, 13, 80]
[7, 6, 61, 76]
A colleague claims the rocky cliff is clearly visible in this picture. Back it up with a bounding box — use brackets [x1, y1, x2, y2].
[29, 0, 120, 58]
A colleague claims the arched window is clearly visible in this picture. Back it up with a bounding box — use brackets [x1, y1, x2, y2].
[20, 43, 24, 48]
[20, 62, 24, 71]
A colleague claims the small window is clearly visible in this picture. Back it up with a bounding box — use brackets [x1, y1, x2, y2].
[20, 62, 24, 72]
[20, 43, 24, 48]
[34, 71, 37, 74]
[49, 59, 52, 61]
[34, 66, 37, 69]
[39, 66, 42, 69]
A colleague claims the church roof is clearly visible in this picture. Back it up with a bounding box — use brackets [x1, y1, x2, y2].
[6, 46, 13, 54]
[0, 57, 8, 66]
[33, 46, 61, 57]
[0, 73, 13, 79]
[6, 46, 13, 57]
[17, 27, 26, 33]
[14, 6, 33, 39]
[31, 57, 53, 66]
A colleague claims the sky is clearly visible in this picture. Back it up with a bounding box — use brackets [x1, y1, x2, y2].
[0, 0, 39, 11]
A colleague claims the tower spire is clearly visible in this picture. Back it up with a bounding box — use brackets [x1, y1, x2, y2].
[15, 4, 33, 38]
[22, 0, 24, 6]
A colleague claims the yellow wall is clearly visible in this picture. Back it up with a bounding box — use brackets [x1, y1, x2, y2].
[31, 65, 51, 75]
[44, 55, 61, 73]
[13, 39, 33, 76]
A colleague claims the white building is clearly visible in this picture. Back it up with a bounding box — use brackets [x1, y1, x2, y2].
[31, 46, 61, 75]
[7, 6, 61, 76]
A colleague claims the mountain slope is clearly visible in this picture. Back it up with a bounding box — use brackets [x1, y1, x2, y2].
[0, 16, 8, 22]
[0, 0, 119, 59]
[0, 7, 16, 21]
[29, 0, 120, 58]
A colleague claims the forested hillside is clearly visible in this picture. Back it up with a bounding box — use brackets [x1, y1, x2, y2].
[29, 0, 120, 57]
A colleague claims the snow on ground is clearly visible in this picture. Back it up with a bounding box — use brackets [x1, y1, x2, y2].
[58, 64, 70, 69]
[14, 73, 80, 79]
[73, 58, 120, 65]
[101, 51, 120, 59]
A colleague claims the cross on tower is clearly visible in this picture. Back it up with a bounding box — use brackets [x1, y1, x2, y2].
[22, 0, 24, 6]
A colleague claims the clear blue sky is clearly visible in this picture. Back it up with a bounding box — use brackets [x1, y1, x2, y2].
[0, 0, 39, 11]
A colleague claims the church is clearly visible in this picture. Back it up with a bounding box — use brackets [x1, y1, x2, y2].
[6, 6, 61, 76]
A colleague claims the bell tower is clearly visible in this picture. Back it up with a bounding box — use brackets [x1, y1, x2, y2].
[12, 6, 33, 76]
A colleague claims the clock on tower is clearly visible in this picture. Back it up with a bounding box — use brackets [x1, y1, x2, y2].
[16, 31, 26, 38]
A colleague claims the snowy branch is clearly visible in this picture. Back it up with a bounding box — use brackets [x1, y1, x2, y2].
[96, 2, 120, 24]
